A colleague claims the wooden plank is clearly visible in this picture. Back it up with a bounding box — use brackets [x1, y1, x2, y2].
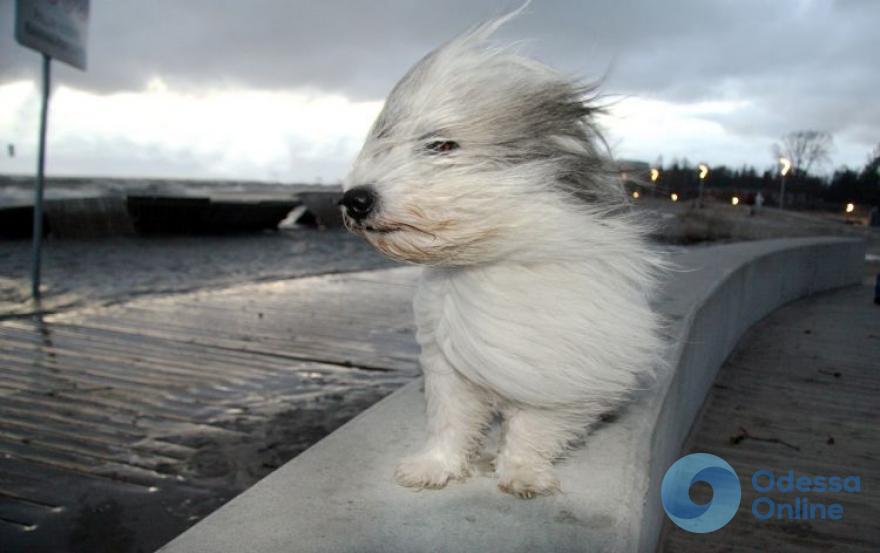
[0, 267, 420, 551]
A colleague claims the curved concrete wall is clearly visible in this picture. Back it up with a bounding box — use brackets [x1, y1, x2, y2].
[159, 237, 865, 553]
[638, 237, 864, 552]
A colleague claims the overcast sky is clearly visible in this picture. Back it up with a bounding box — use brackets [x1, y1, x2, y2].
[1, 0, 877, 182]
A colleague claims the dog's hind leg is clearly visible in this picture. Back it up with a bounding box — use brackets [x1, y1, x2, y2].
[495, 406, 590, 499]
[395, 351, 493, 490]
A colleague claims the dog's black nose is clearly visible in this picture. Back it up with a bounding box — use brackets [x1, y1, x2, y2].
[339, 186, 377, 221]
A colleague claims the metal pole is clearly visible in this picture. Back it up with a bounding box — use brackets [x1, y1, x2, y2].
[779, 174, 786, 210]
[31, 53, 51, 299]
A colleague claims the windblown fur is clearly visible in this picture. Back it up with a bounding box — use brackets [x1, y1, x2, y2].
[342, 9, 665, 498]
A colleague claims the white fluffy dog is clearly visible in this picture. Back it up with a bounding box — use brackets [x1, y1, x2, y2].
[341, 10, 664, 498]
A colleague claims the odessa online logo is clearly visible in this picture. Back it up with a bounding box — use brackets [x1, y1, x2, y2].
[661, 453, 741, 533]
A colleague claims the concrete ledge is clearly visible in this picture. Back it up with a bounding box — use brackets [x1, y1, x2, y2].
[159, 237, 865, 553]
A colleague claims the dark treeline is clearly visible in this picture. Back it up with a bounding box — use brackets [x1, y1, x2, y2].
[642, 153, 880, 210]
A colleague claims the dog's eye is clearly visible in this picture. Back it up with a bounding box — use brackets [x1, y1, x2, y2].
[426, 140, 459, 154]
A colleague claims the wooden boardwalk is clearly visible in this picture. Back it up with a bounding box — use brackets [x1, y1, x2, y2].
[0, 268, 421, 553]
[661, 283, 880, 552]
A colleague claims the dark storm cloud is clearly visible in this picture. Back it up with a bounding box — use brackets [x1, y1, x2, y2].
[2, 0, 877, 156]
[2, 1, 493, 97]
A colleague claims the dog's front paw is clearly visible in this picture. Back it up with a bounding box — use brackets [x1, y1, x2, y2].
[497, 463, 560, 499]
[394, 454, 469, 490]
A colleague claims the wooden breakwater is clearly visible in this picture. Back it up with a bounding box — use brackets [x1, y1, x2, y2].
[0, 195, 307, 239]
[0, 177, 347, 239]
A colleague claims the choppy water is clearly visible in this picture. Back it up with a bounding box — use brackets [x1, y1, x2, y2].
[0, 229, 398, 316]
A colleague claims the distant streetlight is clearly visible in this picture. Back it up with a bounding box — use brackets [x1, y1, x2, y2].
[731, 196, 740, 206]
[671, 193, 679, 202]
[779, 157, 791, 209]
[632, 191, 640, 199]
[698, 164, 709, 206]
[650, 168, 660, 183]
[845, 202, 855, 214]
[780, 158, 792, 176]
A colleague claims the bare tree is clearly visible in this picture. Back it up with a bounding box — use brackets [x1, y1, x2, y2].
[864, 143, 880, 178]
[771, 131, 833, 175]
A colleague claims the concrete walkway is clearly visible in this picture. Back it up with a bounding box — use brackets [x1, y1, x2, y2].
[661, 283, 880, 552]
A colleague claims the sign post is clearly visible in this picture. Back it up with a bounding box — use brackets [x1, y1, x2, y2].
[14, 0, 90, 299]
[31, 53, 51, 299]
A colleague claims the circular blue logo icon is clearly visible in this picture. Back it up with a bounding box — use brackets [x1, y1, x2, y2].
[661, 453, 741, 533]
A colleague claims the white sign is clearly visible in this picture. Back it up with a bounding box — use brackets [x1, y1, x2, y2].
[15, 0, 90, 70]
